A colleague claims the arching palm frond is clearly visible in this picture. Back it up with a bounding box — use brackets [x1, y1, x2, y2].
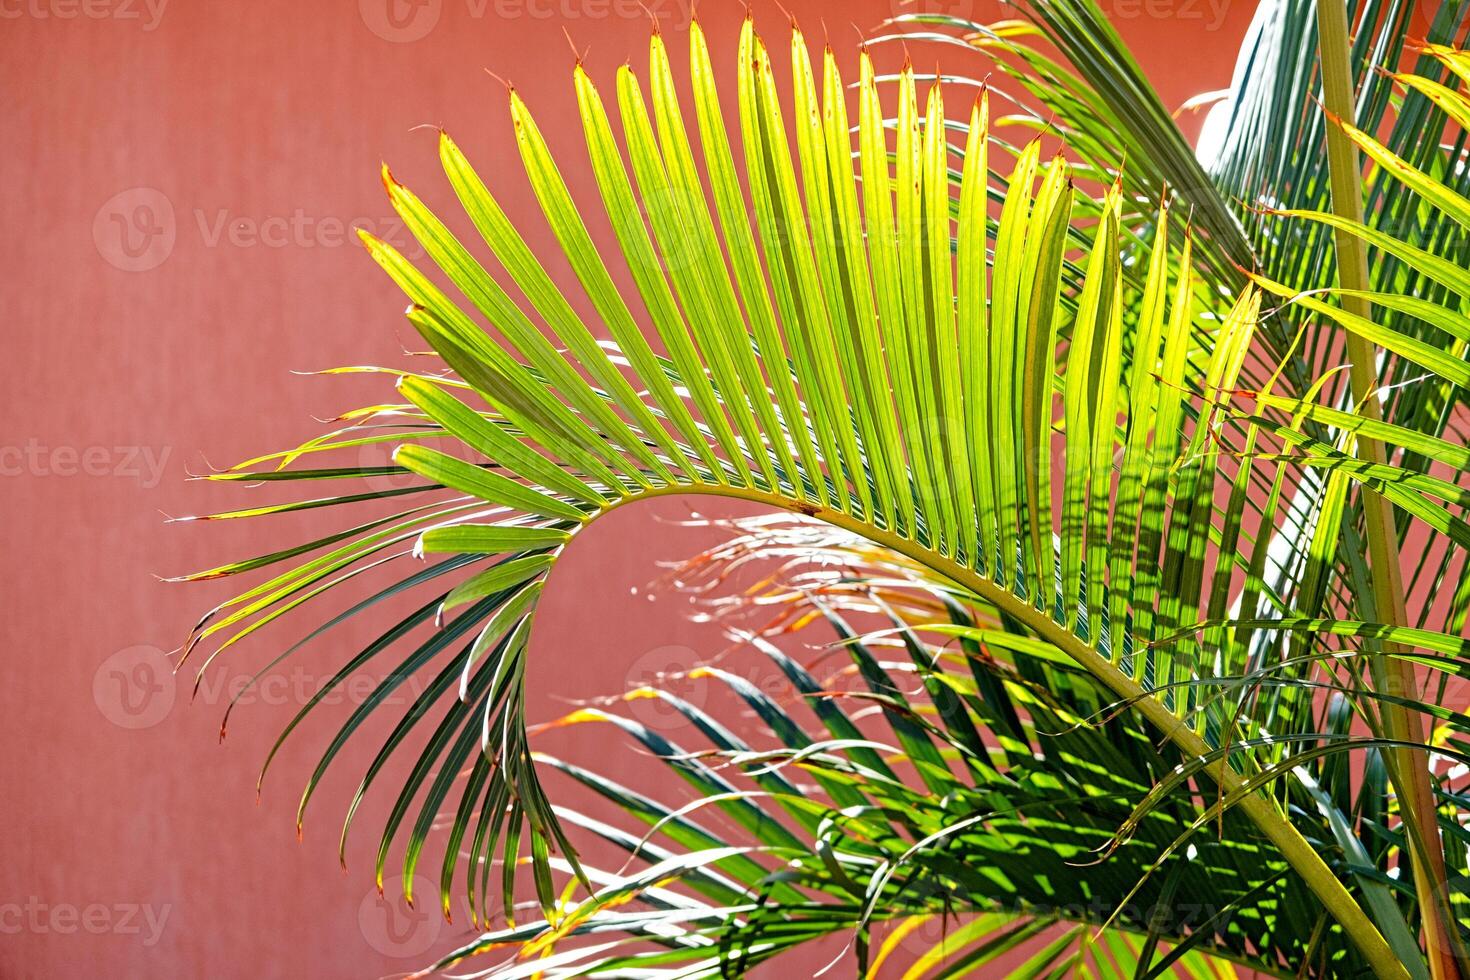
[409, 516, 1368, 978]
[885, 0, 1468, 407]
[179, 9, 1470, 979]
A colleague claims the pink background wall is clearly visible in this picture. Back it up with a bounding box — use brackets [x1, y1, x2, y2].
[3, 1, 1259, 976]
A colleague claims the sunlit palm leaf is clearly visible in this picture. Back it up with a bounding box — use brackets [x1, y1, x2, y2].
[179, 11, 1470, 979]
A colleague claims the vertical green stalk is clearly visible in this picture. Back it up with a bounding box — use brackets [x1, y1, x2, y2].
[1314, 2, 1462, 975]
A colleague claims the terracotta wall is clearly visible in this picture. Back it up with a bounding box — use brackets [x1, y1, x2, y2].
[2, 1, 1257, 976]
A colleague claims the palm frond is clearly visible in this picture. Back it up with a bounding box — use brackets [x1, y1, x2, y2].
[179, 12, 1470, 979]
[415, 522, 1322, 976]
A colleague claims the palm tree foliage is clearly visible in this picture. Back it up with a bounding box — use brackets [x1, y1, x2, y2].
[177, 1, 1470, 975]
[415, 520, 1381, 977]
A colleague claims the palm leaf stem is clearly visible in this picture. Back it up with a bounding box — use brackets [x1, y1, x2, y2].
[588, 479, 1406, 978]
[1315, 2, 1464, 973]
